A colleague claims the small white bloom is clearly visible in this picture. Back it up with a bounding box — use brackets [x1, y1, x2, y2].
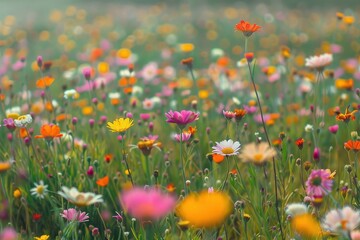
[232, 97, 241, 105]
[285, 203, 308, 217]
[6, 106, 21, 115]
[237, 58, 248, 68]
[64, 89, 79, 100]
[30, 180, 48, 199]
[305, 124, 314, 132]
[211, 48, 224, 58]
[108, 92, 121, 99]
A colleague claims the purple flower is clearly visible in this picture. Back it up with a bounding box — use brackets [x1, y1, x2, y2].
[120, 187, 176, 221]
[3, 118, 16, 131]
[173, 132, 192, 142]
[61, 208, 89, 223]
[165, 110, 199, 128]
[305, 169, 333, 197]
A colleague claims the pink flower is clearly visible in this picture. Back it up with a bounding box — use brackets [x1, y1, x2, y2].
[351, 231, 360, 240]
[120, 187, 176, 221]
[328, 124, 339, 134]
[222, 110, 236, 119]
[323, 206, 360, 233]
[313, 147, 320, 161]
[61, 208, 89, 222]
[305, 169, 333, 197]
[173, 132, 192, 142]
[165, 110, 199, 128]
[305, 53, 333, 71]
[0, 227, 17, 240]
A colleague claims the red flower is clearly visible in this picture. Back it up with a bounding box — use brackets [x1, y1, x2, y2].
[295, 138, 305, 150]
[344, 140, 360, 152]
[33, 213, 42, 221]
[234, 20, 261, 37]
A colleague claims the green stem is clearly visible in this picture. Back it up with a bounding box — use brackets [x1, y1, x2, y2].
[179, 129, 187, 195]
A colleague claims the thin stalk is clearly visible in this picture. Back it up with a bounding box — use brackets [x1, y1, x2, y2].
[179, 129, 187, 195]
[121, 134, 134, 186]
[247, 61, 284, 240]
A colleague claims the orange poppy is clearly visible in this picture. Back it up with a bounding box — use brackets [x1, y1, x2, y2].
[234, 20, 261, 37]
[344, 140, 360, 152]
[36, 76, 55, 88]
[0, 161, 11, 173]
[335, 78, 353, 90]
[96, 176, 109, 187]
[35, 124, 63, 140]
[90, 48, 103, 61]
[56, 113, 71, 122]
[18, 128, 29, 138]
[212, 153, 225, 163]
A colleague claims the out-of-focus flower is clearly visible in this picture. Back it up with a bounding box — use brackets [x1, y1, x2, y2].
[64, 89, 79, 99]
[30, 180, 48, 199]
[61, 208, 89, 223]
[35, 124, 63, 140]
[176, 190, 232, 228]
[212, 139, 241, 156]
[107, 118, 134, 133]
[34, 235, 50, 240]
[96, 176, 109, 187]
[335, 78, 353, 90]
[336, 106, 357, 122]
[234, 20, 261, 37]
[344, 140, 360, 152]
[285, 203, 308, 217]
[58, 186, 103, 207]
[305, 53, 333, 72]
[0, 161, 11, 173]
[2, 118, 16, 131]
[0, 227, 18, 240]
[120, 187, 176, 221]
[328, 124, 339, 134]
[305, 169, 333, 197]
[238, 142, 277, 166]
[323, 206, 360, 233]
[173, 132, 192, 143]
[291, 213, 323, 238]
[304, 124, 314, 132]
[36, 76, 55, 88]
[14, 114, 32, 127]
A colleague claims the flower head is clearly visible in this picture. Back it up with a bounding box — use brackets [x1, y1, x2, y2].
[285, 203, 308, 217]
[238, 142, 277, 166]
[305, 53, 333, 72]
[323, 206, 360, 233]
[14, 114, 32, 128]
[120, 187, 176, 221]
[61, 208, 89, 223]
[0, 227, 17, 240]
[305, 169, 333, 197]
[344, 140, 360, 152]
[234, 20, 261, 37]
[165, 110, 199, 128]
[336, 106, 357, 123]
[36, 76, 54, 88]
[0, 161, 11, 173]
[34, 235, 50, 240]
[212, 139, 241, 156]
[291, 213, 323, 238]
[58, 186, 103, 207]
[176, 190, 232, 228]
[107, 118, 134, 133]
[35, 124, 63, 140]
[2, 118, 16, 131]
[30, 181, 48, 199]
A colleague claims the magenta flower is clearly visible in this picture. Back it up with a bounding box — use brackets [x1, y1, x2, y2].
[328, 124, 339, 134]
[305, 169, 333, 197]
[61, 208, 89, 223]
[120, 187, 176, 221]
[0, 227, 17, 240]
[165, 110, 199, 128]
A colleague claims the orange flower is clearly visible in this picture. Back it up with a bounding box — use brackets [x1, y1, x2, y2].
[0, 161, 11, 173]
[36, 76, 55, 88]
[344, 140, 360, 152]
[104, 154, 113, 163]
[166, 183, 176, 193]
[336, 106, 357, 123]
[234, 109, 247, 121]
[335, 78, 353, 90]
[234, 20, 261, 37]
[35, 124, 63, 140]
[19, 128, 29, 138]
[96, 176, 109, 187]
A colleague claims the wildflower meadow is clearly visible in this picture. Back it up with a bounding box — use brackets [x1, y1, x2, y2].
[1, 0, 360, 239]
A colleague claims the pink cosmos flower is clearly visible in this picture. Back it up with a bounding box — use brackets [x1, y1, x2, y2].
[165, 110, 199, 128]
[305, 169, 333, 197]
[120, 187, 176, 221]
[61, 208, 89, 223]
[305, 53, 333, 71]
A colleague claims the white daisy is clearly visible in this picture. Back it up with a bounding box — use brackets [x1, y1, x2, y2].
[30, 180, 48, 199]
[212, 139, 241, 156]
[305, 53, 333, 71]
[14, 114, 32, 127]
[323, 206, 360, 233]
[58, 186, 103, 207]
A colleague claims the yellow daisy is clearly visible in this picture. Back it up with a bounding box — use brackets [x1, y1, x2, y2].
[107, 117, 134, 133]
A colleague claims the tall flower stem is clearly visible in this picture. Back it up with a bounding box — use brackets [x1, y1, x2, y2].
[247, 61, 284, 240]
[179, 128, 187, 195]
[121, 133, 134, 186]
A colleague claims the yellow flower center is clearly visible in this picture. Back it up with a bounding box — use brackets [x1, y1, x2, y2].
[17, 115, 27, 121]
[36, 185, 44, 194]
[253, 153, 264, 162]
[221, 147, 234, 155]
